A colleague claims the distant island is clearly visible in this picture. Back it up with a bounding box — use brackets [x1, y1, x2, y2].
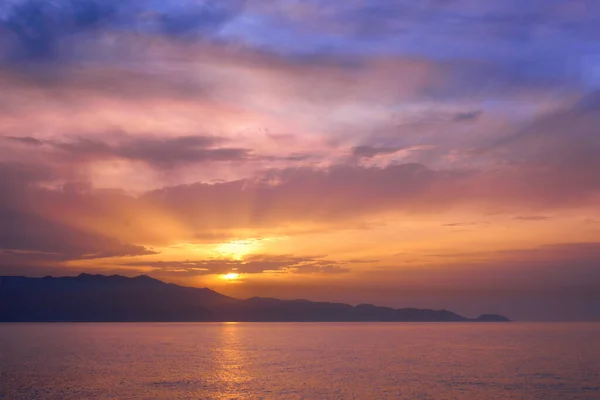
[0, 274, 510, 322]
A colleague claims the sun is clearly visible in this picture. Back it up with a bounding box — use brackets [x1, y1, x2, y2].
[221, 273, 240, 281]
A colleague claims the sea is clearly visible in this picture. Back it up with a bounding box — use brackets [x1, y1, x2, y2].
[0, 323, 598, 399]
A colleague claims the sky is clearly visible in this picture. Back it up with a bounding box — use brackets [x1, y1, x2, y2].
[0, 0, 599, 321]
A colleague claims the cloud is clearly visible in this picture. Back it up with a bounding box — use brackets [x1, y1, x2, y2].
[513, 215, 550, 221]
[142, 144, 600, 233]
[117, 137, 248, 166]
[1, 109, 596, 259]
[441, 221, 487, 227]
[1, 86, 599, 264]
[2, 0, 595, 104]
[1, 0, 114, 60]
[487, 91, 600, 158]
[346, 258, 379, 264]
[124, 255, 351, 276]
[142, 163, 468, 233]
[0, 0, 244, 61]
[0, 162, 156, 264]
[246, 0, 555, 41]
[453, 110, 482, 122]
[0, 210, 156, 263]
[0, 43, 449, 179]
[428, 242, 600, 271]
[5, 135, 251, 167]
[351, 145, 405, 158]
[2, 136, 44, 146]
[236, 0, 600, 92]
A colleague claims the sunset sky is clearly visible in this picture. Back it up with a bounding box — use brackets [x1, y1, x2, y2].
[1, 0, 599, 321]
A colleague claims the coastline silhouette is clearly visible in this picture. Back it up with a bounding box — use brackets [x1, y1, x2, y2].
[0, 274, 510, 322]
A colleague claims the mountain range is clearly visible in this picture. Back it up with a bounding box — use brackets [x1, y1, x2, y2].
[0, 274, 510, 322]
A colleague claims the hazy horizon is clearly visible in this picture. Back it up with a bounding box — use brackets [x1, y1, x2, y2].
[1, 0, 599, 323]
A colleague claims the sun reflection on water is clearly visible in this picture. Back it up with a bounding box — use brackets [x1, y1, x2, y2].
[213, 323, 252, 398]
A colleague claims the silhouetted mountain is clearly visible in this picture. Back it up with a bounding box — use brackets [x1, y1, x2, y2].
[474, 313, 511, 322]
[0, 274, 510, 322]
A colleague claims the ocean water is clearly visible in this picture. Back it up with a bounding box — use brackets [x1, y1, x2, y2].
[0, 323, 598, 400]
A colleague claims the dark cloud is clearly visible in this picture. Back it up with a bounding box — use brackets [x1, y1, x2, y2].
[0, 0, 243, 61]
[20, 135, 251, 167]
[258, 0, 599, 58]
[486, 91, 600, 169]
[158, 1, 243, 38]
[575, 91, 600, 112]
[2, 136, 44, 146]
[351, 145, 405, 158]
[1, 0, 117, 60]
[341, 2, 413, 38]
[115, 136, 249, 166]
[453, 110, 482, 122]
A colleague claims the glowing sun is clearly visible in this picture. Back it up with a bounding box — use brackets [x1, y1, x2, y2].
[221, 273, 240, 281]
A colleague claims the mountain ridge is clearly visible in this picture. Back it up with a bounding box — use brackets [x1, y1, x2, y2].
[0, 274, 510, 322]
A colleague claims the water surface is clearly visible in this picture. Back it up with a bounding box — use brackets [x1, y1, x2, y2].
[1, 323, 599, 399]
